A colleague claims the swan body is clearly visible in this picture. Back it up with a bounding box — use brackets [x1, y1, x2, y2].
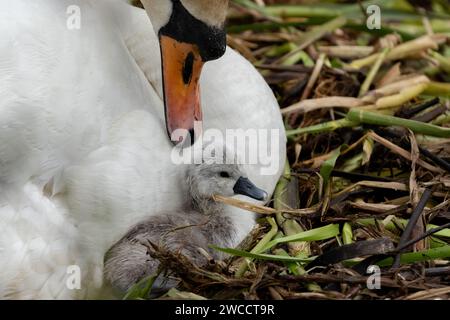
[0, 0, 286, 299]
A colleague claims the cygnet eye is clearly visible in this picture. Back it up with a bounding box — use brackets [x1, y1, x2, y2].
[219, 171, 230, 178]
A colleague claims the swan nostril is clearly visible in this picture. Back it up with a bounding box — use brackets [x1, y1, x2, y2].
[188, 128, 195, 146]
[182, 52, 195, 85]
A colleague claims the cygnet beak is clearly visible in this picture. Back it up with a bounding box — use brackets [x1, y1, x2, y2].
[233, 177, 268, 201]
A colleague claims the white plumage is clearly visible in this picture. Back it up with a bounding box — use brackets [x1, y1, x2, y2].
[0, 0, 286, 299]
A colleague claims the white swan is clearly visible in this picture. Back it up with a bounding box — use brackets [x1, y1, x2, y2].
[0, 0, 286, 299]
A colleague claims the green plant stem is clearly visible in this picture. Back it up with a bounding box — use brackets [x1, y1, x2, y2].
[356, 218, 450, 238]
[347, 109, 450, 138]
[274, 161, 311, 256]
[432, 111, 450, 125]
[274, 248, 322, 292]
[359, 48, 390, 97]
[286, 118, 358, 137]
[431, 51, 450, 73]
[377, 246, 450, 266]
[423, 82, 450, 97]
[235, 217, 278, 278]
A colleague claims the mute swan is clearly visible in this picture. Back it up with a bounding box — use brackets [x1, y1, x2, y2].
[104, 154, 267, 295]
[0, 0, 286, 299]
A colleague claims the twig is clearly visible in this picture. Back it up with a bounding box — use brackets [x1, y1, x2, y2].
[213, 194, 318, 216]
[276, 17, 347, 64]
[411, 104, 447, 123]
[301, 53, 326, 100]
[367, 131, 443, 173]
[350, 35, 441, 69]
[392, 189, 432, 269]
[400, 97, 440, 118]
[404, 287, 450, 300]
[282, 97, 364, 115]
[361, 75, 430, 103]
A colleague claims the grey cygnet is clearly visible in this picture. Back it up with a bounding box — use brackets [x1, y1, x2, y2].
[103, 160, 267, 295]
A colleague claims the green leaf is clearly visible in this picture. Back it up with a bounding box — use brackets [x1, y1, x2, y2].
[362, 137, 374, 166]
[340, 153, 364, 173]
[123, 274, 158, 300]
[260, 224, 340, 252]
[320, 147, 341, 183]
[342, 222, 354, 245]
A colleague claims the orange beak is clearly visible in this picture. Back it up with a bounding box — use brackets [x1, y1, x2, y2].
[160, 35, 205, 145]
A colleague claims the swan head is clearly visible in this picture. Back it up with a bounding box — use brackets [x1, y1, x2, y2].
[140, 0, 229, 145]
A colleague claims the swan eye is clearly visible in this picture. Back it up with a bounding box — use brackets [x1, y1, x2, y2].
[219, 171, 230, 178]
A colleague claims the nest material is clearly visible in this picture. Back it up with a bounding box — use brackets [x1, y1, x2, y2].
[127, 0, 450, 300]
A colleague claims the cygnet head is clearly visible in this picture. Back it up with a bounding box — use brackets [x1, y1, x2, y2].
[187, 162, 268, 209]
